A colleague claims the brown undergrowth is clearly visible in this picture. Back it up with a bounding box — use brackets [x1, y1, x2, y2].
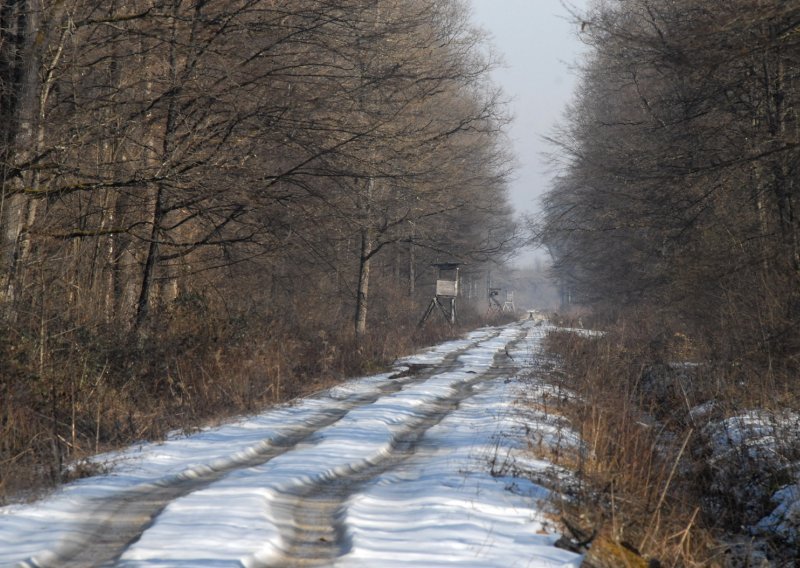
[533, 317, 795, 567]
[0, 294, 490, 503]
[533, 315, 800, 566]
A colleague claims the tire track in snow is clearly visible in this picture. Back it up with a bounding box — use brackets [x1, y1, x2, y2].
[257, 329, 526, 567]
[21, 331, 502, 568]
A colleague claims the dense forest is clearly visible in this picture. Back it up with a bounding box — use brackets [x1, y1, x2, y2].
[539, 0, 800, 563]
[542, 0, 798, 366]
[0, 0, 517, 497]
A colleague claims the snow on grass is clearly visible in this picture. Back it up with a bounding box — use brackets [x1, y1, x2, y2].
[755, 483, 800, 545]
[0, 323, 582, 567]
[118, 326, 522, 566]
[0, 371, 410, 564]
[0, 398, 324, 560]
[398, 327, 499, 366]
[701, 408, 800, 547]
[337, 374, 582, 567]
[540, 323, 604, 338]
[705, 410, 800, 461]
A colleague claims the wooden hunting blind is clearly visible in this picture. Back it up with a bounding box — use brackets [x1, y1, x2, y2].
[487, 287, 515, 315]
[419, 262, 461, 326]
[434, 263, 459, 297]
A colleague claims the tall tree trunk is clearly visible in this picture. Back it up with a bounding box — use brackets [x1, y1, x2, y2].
[2, 0, 66, 308]
[135, 0, 179, 330]
[354, 175, 375, 340]
[0, 0, 24, 306]
[98, 5, 123, 324]
[3, 0, 42, 308]
[407, 222, 416, 297]
[135, 184, 164, 328]
[354, 225, 373, 340]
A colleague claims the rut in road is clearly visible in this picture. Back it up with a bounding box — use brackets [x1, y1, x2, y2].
[22, 332, 500, 568]
[260, 329, 525, 568]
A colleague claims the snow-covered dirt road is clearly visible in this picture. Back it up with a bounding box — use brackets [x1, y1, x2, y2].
[0, 322, 582, 567]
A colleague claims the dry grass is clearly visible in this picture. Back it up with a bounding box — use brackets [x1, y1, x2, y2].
[535, 315, 800, 566]
[0, 287, 489, 503]
[538, 325, 722, 567]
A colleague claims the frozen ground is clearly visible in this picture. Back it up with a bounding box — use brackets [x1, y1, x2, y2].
[0, 322, 582, 567]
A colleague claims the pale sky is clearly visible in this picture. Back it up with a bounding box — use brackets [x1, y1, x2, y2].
[469, 0, 588, 223]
